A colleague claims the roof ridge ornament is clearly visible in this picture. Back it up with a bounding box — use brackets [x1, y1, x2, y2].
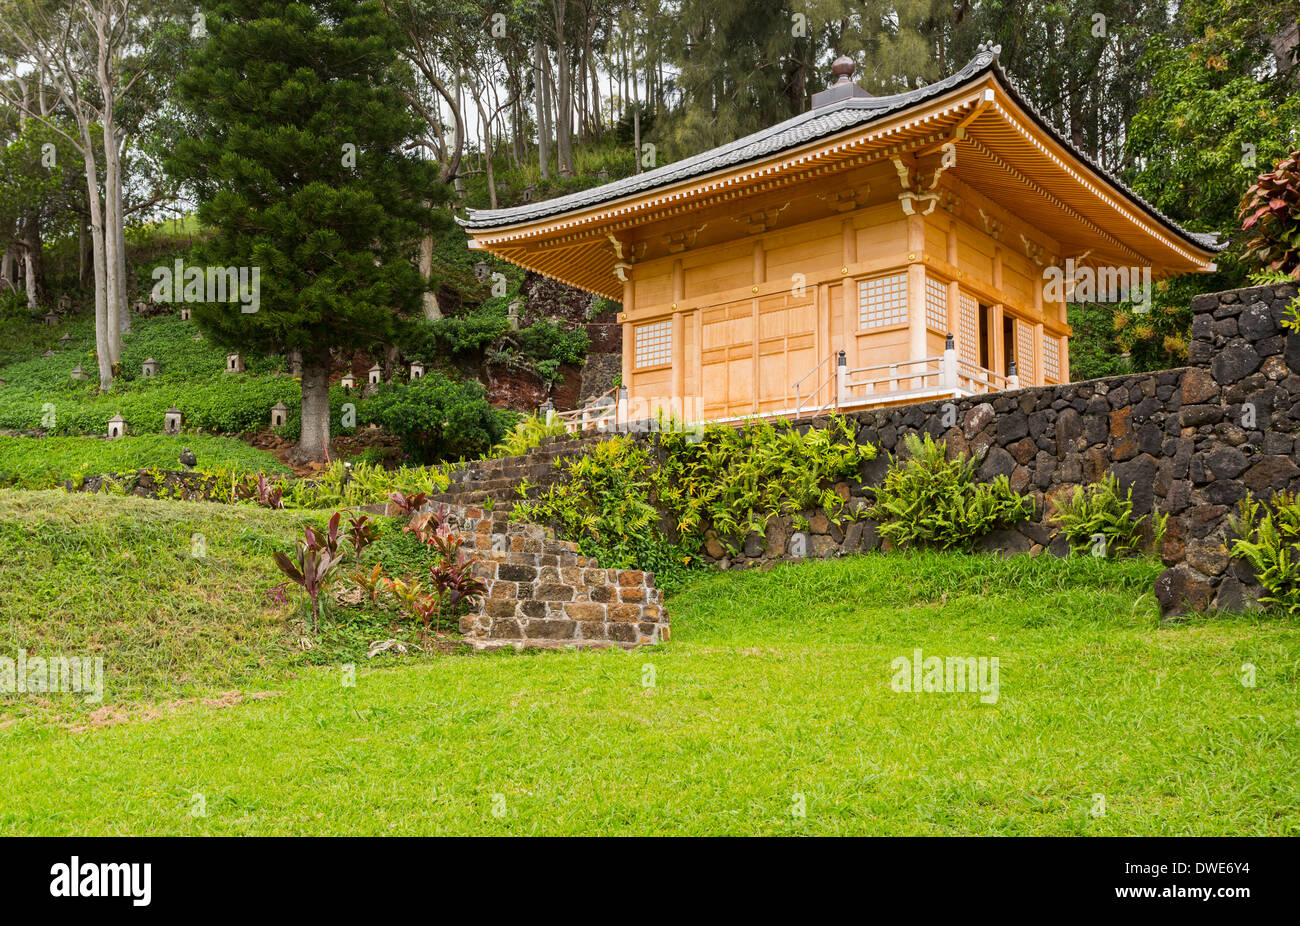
[974, 41, 1002, 64]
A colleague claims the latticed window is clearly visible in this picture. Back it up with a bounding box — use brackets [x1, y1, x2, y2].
[958, 291, 979, 365]
[925, 275, 948, 332]
[1043, 335, 1061, 382]
[1016, 319, 1035, 382]
[634, 320, 672, 369]
[859, 273, 907, 329]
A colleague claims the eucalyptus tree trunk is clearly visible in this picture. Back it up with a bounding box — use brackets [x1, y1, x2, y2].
[78, 133, 113, 390]
[534, 37, 551, 180]
[552, 0, 572, 175]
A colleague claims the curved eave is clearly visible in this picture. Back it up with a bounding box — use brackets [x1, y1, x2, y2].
[464, 53, 1220, 300]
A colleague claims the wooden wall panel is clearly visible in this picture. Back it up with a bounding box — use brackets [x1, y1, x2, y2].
[633, 272, 671, 312]
[683, 246, 751, 300]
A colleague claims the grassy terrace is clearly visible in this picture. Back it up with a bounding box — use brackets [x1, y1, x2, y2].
[0, 492, 1296, 835]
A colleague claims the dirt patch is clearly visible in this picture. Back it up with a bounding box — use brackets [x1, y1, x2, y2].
[69, 689, 282, 734]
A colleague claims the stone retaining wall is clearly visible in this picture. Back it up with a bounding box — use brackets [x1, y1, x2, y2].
[63, 282, 1300, 619]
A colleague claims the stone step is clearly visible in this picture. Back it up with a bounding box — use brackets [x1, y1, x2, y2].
[409, 442, 671, 651]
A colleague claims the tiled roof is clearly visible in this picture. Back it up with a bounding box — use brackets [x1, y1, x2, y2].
[460, 45, 1223, 254]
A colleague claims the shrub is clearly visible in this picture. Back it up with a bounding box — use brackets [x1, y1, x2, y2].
[869, 433, 1034, 550]
[1049, 473, 1166, 557]
[488, 414, 566, 458]
[1229, 493, 1300, 615]
[359, 373, 512, 464]
[653, 415, 874, 552]
[515, 416, 876, 586]
[514, 436, 679, 577]
[1239, 149, 1300, 279]
[516, 318, 589, 366]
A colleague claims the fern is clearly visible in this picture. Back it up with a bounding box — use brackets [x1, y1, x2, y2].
[1229, 493, 1300, 614]
[1049, 473, 1164, 557]
[868, 433, 1034, 550]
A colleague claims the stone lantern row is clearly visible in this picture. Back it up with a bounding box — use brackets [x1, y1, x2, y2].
[101, 400, 293, 439]
[338, 362, 425, 389]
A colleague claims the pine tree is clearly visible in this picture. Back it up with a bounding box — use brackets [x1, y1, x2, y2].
[167, 0, 445, 462]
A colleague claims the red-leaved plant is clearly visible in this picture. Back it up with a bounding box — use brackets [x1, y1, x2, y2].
[346, 514, 377, 563]
[401, 506, 486, 632]
[1240, 150, 1300, 279]
[271, 513, 353, 633]
[236, 474, 284, 509]
[388, 491, 428, 516]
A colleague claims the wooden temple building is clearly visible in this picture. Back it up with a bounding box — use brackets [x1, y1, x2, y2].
[460, 43, 1220, 428]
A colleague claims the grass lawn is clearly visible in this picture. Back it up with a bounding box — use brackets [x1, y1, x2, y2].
[0, 492, 1296, 835]
[0, 434, 291, 489]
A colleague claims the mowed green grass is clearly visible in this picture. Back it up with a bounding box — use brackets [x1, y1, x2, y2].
[0, 491, 1297, 835]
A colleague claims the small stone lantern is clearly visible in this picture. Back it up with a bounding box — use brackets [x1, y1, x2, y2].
[225, 353, 244, 374]
[70, 364, 87, 382]
[58, 334, 72, 346]
[163, 408, 183, 434]
[44, 311, 59, 327]
[107, 414, 125, 439]
[133, 299, 147, 315]
[57, 294, 71, 312]
[410, 360, 425, 380]
[42, 349, 55, 358]
[367, 363, 382, 385]
[180, 306, 192, 321]
[192, 332, 203, 341]
[270, 401, 288, 428]
[473, 261, 490, 282]
[340, 373, 356, 390]
[142, 357, 159, 377]
[507, 298, 522, 331]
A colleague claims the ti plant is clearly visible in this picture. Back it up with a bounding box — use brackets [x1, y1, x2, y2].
[348, 564, 387, 604]
[1239, 149, 1300, 280]
[384, 576, 427, 619]
[273, 519, 346, 633]
[346, 514, 377, 563]
[405, 505, 487, 631]
[236, 474, 285, 509]
[388, 490, 428, 516]
[270, 512, 371, 633]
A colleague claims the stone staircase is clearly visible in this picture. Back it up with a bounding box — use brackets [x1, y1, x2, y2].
[417, 479, 668, 652]
[425, 432, 610, 514]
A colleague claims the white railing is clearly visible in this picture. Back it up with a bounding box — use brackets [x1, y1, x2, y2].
[544, 385, 622, 434]
[792, 354, 838, 418]
[789, 340, 1019, 416]
[957, 359, 1013, 393]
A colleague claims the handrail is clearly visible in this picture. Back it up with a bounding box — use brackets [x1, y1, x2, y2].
[845, 355, 944, 376]
[792, 353, 837, 417]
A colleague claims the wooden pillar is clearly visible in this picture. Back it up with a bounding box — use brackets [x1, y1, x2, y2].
[692, 309, 703, 410]
[840, 217, 858, 371]
[945, 218, 960, 348]
[990, 247, 1005, 377]
[906, 213, 926, 385]
[1059, 335, 1071, 384]
[621, 275, 634, 408]
[1031, 281, 1044, 388]
[818, 282, 831, 405]
[672, 260, 685, 405]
